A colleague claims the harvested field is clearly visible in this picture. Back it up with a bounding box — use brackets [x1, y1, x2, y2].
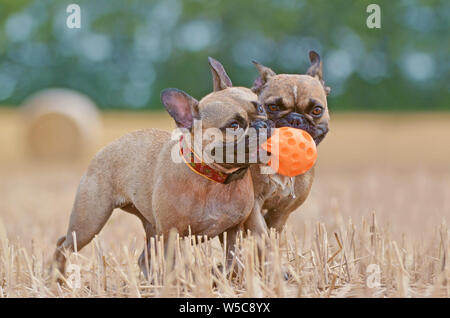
[0, 109, 449, 297]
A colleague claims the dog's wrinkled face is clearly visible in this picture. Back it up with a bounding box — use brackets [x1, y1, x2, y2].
[202, 56, 270, 135]
[257, 74, 329, 144]
[161, 57, 270, 169]
[198, 87, 266, 134]
[252, 51, 330, 145]
[198, 86, 271, 168]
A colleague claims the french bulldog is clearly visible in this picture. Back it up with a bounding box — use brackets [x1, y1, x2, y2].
[53, 57, 271, 278]
[245, 51, 331, 236]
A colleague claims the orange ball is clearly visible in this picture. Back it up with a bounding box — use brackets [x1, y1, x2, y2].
[261, 127, 317, 177]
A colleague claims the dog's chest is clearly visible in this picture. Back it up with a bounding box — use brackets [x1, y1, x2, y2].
[198, 180, 254, 236]
[263, 174, 296, 200]
[161, 172, 254, 237]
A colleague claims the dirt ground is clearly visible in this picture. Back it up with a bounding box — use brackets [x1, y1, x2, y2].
[0, 109, 449, 297]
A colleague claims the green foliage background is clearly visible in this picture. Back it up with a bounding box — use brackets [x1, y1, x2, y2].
[0, 0, 448, 111]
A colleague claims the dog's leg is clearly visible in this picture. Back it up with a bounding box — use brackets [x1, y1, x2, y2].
[264, 199, 300, 232]
[244, 200, 268, 237]
[218, 223, 244, 276]
[119, 203, 157, 278]
[243, 199, 269, 267]
[54, 175, 114, 277]
[137, 221, 157, 279]
[264, 189, 311, 232]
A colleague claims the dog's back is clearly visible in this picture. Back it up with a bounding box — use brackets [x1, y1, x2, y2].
[83, 128, 172, 204]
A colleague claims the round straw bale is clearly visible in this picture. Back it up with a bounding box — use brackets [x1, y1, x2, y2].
[21, 89, 101, 161]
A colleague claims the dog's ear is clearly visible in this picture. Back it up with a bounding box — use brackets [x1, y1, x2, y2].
[208, 57, 232, 91]
[306, 51, 331, 95]
[306, 51, 323, 80]
[251, 61, 276, 94]
[161, 88, 199, 129]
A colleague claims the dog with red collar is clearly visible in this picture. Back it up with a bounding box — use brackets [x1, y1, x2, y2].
[53, 58, 272, 278]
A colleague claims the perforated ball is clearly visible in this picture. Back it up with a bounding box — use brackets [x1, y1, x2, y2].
[261, 127, 317, 177]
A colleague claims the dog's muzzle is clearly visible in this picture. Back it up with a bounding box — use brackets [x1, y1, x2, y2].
[274, 112, 328, 145]
[251, 119, 275, 131]
[250, 119, 275, 147]
[248, 119, 274, 163]
[275, 112, 310, 130]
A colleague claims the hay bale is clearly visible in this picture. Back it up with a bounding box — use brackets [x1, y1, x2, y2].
[21, 89, 101, 161]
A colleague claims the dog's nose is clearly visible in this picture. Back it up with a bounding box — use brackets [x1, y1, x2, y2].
[253, 120, 267, 129]
[251, 119, 274, 130]
[275, 113, 312, 132]
[285, 113, 306, 128]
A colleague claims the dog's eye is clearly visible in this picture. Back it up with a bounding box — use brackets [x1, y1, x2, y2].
[228, 121, 240, 130]
[267, 104, 279, 112]
[251, 101, 265, 114]
[311, 106, 323, 117]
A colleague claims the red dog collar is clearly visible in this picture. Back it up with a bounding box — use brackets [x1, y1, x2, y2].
[179, 135, 230, 183]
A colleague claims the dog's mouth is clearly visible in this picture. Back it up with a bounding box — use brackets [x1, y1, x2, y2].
[209, 120, 274, 167]
[274, 113, 328, 145]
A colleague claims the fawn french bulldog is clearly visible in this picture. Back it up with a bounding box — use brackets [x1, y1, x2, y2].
[248, 51, 331, 234]
[208, 52, 330, 239]
[53, 57, 271, 277]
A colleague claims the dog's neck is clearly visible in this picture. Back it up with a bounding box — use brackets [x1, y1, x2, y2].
[179, 135, 248, 184]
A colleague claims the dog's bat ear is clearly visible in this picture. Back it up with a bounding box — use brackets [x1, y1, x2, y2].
[161, 88, 199, 129]
[251, 61, 276, 94]
[306, 51, 323, 80]
[208, 57, 232, 91]
[307, 51, 331, 96]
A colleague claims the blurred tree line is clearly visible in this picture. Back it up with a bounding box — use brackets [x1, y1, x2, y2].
[0, 0, 448, 111]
